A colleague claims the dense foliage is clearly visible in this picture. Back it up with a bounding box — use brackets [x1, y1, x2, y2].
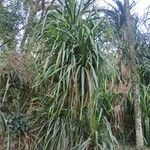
[0, 0, 149, 149]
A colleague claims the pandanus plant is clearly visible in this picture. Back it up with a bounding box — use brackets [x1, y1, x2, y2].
[30, 0, 117, 149]
[33, 0, 104, 119]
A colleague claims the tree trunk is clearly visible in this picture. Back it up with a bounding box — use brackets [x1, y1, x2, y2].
[19, 0, 56, 51]
[19, 2, 35, 51]
[19, 0, 41, 50]
[124, 0, 144, 149]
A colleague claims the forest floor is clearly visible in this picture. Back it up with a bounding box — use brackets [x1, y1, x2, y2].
[119, 144, 150, 150]
[0, 139, 149, 149]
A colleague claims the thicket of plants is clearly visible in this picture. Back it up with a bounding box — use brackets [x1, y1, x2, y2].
[0, 0, 149, 149]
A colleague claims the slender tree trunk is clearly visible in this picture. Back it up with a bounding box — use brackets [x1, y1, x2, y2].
[20, 0, 41, 50]
[20, 3, 35, 50]
[20, 0, 56, 50]
[40, 0, 45, 19]
[124, 0, 144, 149]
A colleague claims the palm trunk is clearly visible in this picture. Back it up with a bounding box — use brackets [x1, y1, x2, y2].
[124, 0, 144, 148]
